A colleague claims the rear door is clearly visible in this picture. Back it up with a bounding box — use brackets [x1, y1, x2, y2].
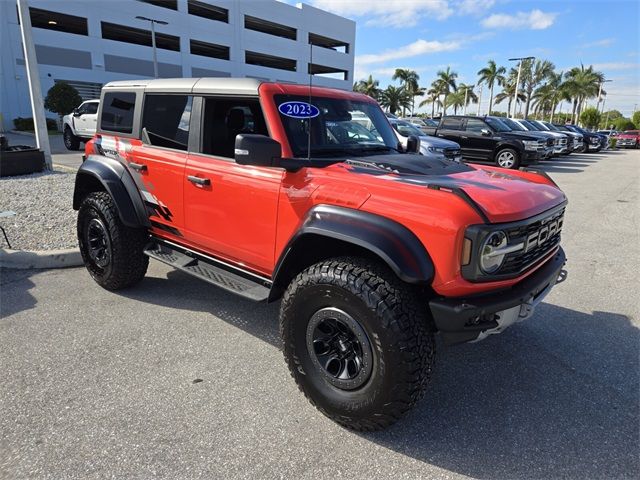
[435, 117, 466, 149]
[121, 92, 192, 239]
[183, 96, 282, 275]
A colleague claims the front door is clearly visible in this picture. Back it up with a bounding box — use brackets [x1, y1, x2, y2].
[463, 118, 495, 160]
[183, 96, 282, 275]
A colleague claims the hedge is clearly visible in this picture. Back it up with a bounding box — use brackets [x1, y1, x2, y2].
[13, 117, 58, 131]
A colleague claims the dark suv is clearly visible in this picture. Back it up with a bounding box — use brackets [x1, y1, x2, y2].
[433, 115, 547, 169]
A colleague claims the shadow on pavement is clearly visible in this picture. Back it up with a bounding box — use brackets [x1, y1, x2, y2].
[118, 271, 639, 478]
[0, 268, 38, 317]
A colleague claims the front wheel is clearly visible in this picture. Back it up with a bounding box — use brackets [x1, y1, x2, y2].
[77, 192, 149, 290]
[280, 258, 435, 431]
[495, 148, 520, 169]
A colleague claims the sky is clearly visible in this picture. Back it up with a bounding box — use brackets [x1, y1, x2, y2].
[303, 0, 640, 117]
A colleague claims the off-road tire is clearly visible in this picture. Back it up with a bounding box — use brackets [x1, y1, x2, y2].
[63, 126, 81, 151]
[495, 147, 520, 169]
[280, 257, 435, 431]
[77, 192, 149, 290]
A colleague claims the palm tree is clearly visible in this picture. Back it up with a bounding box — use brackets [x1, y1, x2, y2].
[563, 65, 605, 123]
[495, 72, 526, 118]
[520, 59, 556, 118]
[445, 91, 465, 115]
[379, 86, 412, 115]
[435, 67, 458, 116]
[418, 86, 442, 118]
[477, 60, 506, 115]
[531, 71, 566, 122]
[392, 68, 421, 116]
[457, 83, 478, 114]
[353, 75, 381, 100]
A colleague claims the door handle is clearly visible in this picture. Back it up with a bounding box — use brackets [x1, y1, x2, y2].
[437, 134, 444, 137]
[461, 136, 468, 139]
[187, 175, 211, 186]
[129, 162, 147, 172]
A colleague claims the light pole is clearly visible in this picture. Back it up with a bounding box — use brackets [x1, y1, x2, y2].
[17, 0, 52, 169]
[135, 16, 168, 78]
[508, 56, 534, 118]
[476, 84, 482, 116]
[597, 79, 612, 113]
[463, 85, 473, 115]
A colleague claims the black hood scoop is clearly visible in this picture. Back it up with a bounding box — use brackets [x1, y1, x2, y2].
[345, 154, 473, 177]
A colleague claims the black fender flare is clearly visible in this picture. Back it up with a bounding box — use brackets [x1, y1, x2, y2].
[269, 205, 434, 301]
[73, 155, 149, 228]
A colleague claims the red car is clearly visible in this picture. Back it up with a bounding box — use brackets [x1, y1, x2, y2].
[74, 79, 567, 430]
[616, 130, 640, 148]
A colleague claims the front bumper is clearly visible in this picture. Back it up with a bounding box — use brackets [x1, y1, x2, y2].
[429, 247, 567, 345]
[522, 150, 543, 164]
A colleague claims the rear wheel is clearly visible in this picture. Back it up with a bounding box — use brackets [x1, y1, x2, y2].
[495, 148, 520, 169]
[63, 126, 81, 151]
[77, 192, 149, 290]
[280, 257, 435, 431]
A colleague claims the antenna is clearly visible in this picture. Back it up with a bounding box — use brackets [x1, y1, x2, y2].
[307, 41, 313, 162]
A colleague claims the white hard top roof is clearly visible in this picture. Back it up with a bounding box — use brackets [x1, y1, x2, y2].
[102, 77, 263, 95]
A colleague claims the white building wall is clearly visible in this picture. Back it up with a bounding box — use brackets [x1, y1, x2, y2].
[0, 0, 355, 131]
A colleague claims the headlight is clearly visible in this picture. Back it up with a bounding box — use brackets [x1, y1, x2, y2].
[480, 231, 508, 273]
[522, 140, 539, 151]
[427, 146, 445, 153]
[590, 137, 599, 143]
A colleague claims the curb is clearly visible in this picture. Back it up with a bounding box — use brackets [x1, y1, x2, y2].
[0, 248, 83, 270]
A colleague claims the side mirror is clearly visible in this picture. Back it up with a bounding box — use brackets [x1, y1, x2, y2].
[406, 135, 420, 153]
[480, 128, 491, 136]
[234, 134, 281, 168]
[73, 109, 81, 117]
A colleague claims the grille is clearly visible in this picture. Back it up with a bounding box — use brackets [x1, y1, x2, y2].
[443, 148, 461, 159]
[499, 207, 565, 275]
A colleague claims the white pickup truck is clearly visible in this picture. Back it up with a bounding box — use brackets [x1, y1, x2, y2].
[62, 99, 99, 150]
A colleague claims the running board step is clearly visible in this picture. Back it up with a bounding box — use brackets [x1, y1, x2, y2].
[144, 242, 270, 302]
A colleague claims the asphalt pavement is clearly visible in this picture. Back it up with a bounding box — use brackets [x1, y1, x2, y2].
[1, 149, 639, 479]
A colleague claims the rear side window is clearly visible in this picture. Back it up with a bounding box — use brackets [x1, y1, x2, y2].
[100, 92, 136, 133]
[440, 117, 462, 130]
[141, 94, 193, 151]
[466, 118, 487, 133]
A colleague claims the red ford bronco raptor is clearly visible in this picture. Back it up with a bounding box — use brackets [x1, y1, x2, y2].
[74, 78, 567, 431]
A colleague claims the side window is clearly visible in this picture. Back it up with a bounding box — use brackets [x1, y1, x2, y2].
[441, 117, 462, 130]
[141, 94, 192, 151]
[76, 103, 88, 115]
[85, 102, 99, 115]
[465, 118, 487, 133]
[100, 91, 136, 134]
[200, 97, 268, 158]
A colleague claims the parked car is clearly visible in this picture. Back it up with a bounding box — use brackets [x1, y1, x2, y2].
[507, 118, 570, 155]
[597, 129, 618, 137]
[74, 78, 568, 430]
[532, 121, 584, 153]
[560, 124, 603, 152]
[389, 119, 462, 162]
[615, 130, 640, 148]
[486, 117, 555, 159]
[430, 115, 548, 168]
[62, 99, 100, 150]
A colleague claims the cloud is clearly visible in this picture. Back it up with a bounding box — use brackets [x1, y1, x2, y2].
[310, 0, 499, 28]
[591, 62, 640, 71]
[357, 39, 462, 66]
[581, 38, 615, 48]
[457, 0, 496, 16]
[481, 9, 558, 30]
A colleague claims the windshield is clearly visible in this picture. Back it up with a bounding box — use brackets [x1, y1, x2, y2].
[521, 120, 540, 131]
[393, 120, 424, 137]
[275, 95, 398, 158]
[553, 124, 571, 132]
[485, 117, 511, 132]
[501, 118, 526, 131]
[542, 121, 559, 131]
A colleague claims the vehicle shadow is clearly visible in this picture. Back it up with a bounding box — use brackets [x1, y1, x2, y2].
[118, 271, 639, 479]
[0, 268, 38, 318]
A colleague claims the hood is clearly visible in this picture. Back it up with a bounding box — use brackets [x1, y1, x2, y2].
[617, 133, 638, 139]
[505, 130, 550, 141]
[418, 135, 460, 149]
[342, 154, 565, 223]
